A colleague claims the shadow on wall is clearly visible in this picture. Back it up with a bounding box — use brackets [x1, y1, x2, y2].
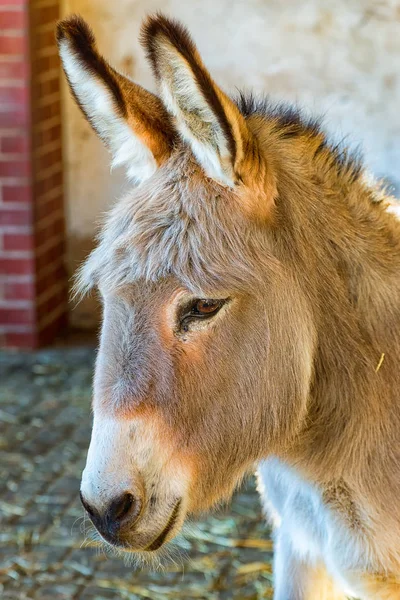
[68, 236, 101, 330]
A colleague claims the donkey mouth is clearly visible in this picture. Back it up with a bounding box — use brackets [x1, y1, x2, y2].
[144, 499, 182, 551]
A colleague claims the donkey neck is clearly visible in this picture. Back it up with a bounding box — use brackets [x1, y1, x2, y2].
[275, 153, 400, 482]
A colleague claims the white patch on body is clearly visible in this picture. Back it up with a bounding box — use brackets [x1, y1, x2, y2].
[257, 458, 375, 598]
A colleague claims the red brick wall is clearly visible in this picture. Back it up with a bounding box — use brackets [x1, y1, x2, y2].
[0, 0, 67, 349]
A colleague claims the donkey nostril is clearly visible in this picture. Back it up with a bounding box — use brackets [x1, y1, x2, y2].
[80, 491, 140, 536]
[111, 492, 135, 522]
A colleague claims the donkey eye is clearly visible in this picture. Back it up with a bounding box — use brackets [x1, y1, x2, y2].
[192, 299, 224, 316]
[179, 298, 227, 332]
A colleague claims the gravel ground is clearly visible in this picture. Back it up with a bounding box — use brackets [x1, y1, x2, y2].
[0, 346, 274, 599]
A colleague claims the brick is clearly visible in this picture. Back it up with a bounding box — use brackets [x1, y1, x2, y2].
[32, 76, 59, 100]
[32, 116, 61, 138]
[36, 219, 64, 247]
[0, 256, 34, 275]
[35, 123, 60, 147]
[35, 86, 60, 104]
[36, 211, 63, 235]
[0, 134, 29, 154]
[0, 10, 26, 29]
[32, 72, 60, 92]
[0, 298, 32, 310]
[37, 232, 65, 257]
[38, 309, 68, 344]
[3, 232, 34, 251]
[32, 28, 58, 52]
[0, 107, 28, 127]
[0, 34, 26, 55]
[34, 142, 62, 165]
[35, 169, 62, 195]
[5, 331, 37, 349]
[39, 287, 67, 318]
[36, 281, 63, 305]
[35, 183, 63, 204]
[36, 262, 66, 295]
[36, 238, 65, 272]
[0, 0, 25, 5]
[4, 279, 35, 301]
[34, 146, 62, 173]
[35, 198, 63, 223]
[0, 207, 31, 226]
[34, 98, 60, 123]
[0, 307, 35, 325]
[0, 59, 28, 79]
[0, 0, 67, 349]
[32, 53, 59, 76]
[31, 5, 59, 28]
[0, 85, 29, 107]
[0, 159, 30, 177]
[2, 184, 31, 203]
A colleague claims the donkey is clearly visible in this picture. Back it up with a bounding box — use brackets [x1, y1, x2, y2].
[57, 14, 400, 599]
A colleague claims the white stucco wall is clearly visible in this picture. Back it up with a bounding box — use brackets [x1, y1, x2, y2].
[61, 0, 400, 327]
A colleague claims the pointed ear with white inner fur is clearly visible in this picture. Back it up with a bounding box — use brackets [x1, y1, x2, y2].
[141, 14, 254, 188]
[56, 15, 175, 184]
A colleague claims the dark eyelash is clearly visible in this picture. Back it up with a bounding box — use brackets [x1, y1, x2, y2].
[179, 299, 226, 331]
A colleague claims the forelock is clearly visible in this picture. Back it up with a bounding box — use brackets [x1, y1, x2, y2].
[74, 149, 276, 298]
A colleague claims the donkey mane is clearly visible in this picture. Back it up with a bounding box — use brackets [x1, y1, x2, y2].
[236, 91, 363, 183]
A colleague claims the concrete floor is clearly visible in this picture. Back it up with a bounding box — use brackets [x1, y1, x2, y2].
[0, 345, 273, 599]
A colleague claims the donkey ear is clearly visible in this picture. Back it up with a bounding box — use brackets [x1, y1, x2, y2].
[56, 15, 174, 184]
[141, 14, 252, 188]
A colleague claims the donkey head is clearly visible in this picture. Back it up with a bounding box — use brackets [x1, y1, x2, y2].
[57, 14, 315, 554]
